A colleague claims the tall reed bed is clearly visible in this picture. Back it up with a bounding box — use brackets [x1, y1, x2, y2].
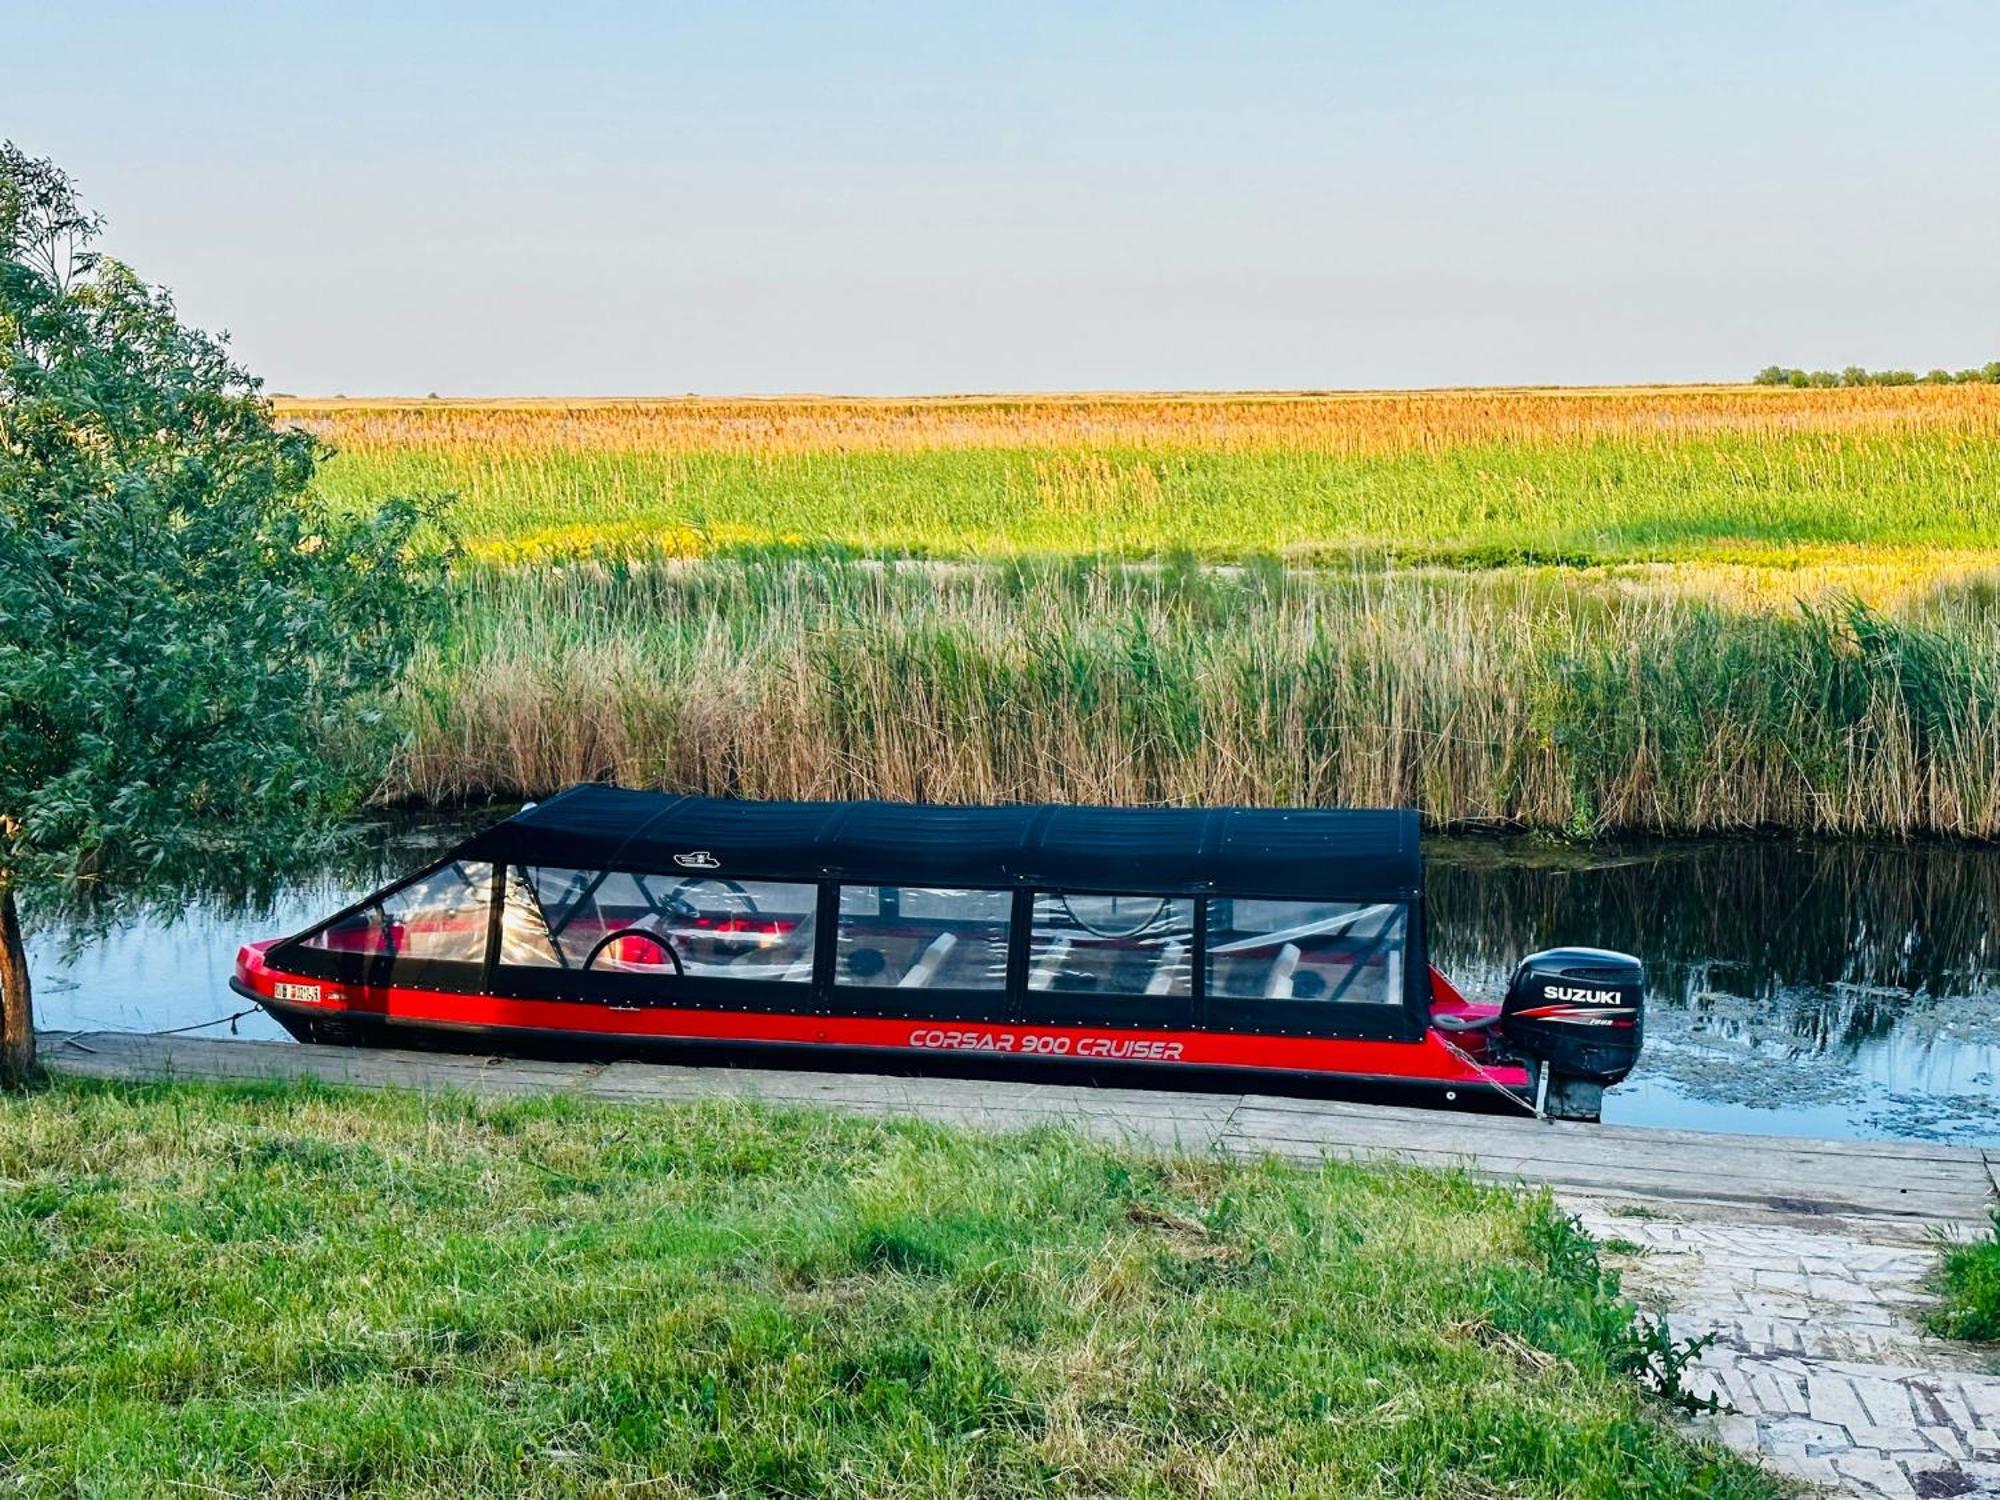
[387, 556, 2000, 838]
[284, 388, 2000, 566]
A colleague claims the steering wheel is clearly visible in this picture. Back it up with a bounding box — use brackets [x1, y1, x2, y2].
[1059, 893, 1172, 940]
[582, 925, 686, 975]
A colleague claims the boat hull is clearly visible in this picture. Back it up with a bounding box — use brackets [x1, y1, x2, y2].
[233, 942, 1534, 1113]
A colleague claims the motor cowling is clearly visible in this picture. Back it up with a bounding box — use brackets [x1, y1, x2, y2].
[1499, 947, 1644, 1121]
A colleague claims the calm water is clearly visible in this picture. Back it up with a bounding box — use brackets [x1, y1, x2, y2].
[24, 817, 2000, 1146]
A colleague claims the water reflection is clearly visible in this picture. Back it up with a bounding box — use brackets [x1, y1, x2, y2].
[1428, 838, 2000, 1143]
[26, 815, 486, 1043]
[24, 816, 2000, 1145]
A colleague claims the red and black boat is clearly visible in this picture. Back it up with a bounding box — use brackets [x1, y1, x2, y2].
[234, 787, 1644, 1119]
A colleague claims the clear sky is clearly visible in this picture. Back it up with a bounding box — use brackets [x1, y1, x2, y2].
[7, 2, 1997, 395]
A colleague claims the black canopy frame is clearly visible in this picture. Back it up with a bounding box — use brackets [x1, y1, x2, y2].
[459, 787, 1425, 903]
[272, 789, 1434, 1042]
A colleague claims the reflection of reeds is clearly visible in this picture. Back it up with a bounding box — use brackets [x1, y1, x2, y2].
[1428, 835, 2000, 1022]
[282, 387, 2000, 570]
[386, 556, 2000, 839]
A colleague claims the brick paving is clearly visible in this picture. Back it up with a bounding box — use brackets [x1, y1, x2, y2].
[1579, 1206, 2000, 1497]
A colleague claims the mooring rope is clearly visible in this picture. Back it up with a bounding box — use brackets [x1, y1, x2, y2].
[1434, 1031, 1545, 1120]
[52, 1004, 263, 1053]
[138, 1006, 261, 1038]
[148, 1004, 262, 1040]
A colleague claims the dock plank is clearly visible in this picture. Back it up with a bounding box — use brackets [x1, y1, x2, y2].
[1233, 1094, 1985, 1165]
[37, 1032, 1996, 1227]
[1228, 1136, 1982, 1219]
[1222, 1105, 1987, 1189]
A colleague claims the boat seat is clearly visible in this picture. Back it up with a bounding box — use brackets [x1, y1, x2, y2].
[672, 947, 813, 982]
[1028, 936, 1072, 991]
[1262, 943, 1302, 1000]
[1143, 940, 1186, 996]
[897, 931, 959, 989]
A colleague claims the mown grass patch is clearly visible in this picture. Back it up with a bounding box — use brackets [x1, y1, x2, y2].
[0, 1077, 1773, 1496]
[1928, 1212, 2000, 1343]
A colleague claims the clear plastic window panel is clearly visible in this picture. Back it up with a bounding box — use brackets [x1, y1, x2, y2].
[836, 886, 1012, 990]
[497, 866, 561, 968]
[520, 867, 816, 979]
[1204, 899, 1408, 1005]
[1027, 893, 1194, 997]
[303, 861, 495, 963]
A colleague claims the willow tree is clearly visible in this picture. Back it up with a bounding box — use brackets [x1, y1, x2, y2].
[0, 144, 449, 1082]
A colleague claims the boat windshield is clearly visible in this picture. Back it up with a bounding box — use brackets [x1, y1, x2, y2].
[301, 860, 497, 963]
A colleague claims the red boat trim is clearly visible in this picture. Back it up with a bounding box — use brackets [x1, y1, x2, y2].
[236, 942, 1527, 1089]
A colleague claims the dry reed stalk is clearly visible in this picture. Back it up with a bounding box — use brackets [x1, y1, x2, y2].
[380, 559, 2000, 838]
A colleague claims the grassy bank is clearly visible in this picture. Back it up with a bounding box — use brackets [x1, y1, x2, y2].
[386, 555, 2000, 838]
[0, 1077, 1767, 1497]
[1929, 1214, 2000, 1342]
[285, 386, 2000, 569]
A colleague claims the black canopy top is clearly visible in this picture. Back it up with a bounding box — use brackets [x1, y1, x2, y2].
[458, 786, 1424, 903]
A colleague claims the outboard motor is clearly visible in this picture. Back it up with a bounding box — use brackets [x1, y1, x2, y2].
[1499, 947, 1644, 1121]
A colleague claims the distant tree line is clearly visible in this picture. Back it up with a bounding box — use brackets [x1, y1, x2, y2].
[1753, 362, 2000, 388]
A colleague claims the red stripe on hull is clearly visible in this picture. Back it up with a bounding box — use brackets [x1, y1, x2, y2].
[236, 943, 1525, 1089]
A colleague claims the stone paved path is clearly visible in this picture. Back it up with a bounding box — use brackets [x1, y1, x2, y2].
[1579, 1205, 2000, 1497]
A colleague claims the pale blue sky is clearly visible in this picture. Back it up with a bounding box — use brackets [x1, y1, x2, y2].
[7, 2, 1996, 394]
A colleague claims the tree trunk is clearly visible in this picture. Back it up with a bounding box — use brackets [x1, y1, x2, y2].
[0, 882, 33, 1085]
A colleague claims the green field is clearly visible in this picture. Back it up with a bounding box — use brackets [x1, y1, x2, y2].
[292, 393, 2000, 574]
[276, 388, 2000, 838]
[305, 433, 2000, 569]
[0, 1078, 1769, 1497]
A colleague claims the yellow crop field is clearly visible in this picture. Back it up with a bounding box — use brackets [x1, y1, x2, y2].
[280, 385, 2000, 579]
[279, 383, 2000, 456]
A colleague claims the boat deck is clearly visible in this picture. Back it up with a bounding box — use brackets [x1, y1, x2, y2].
[38, 1030, 1999, 1229]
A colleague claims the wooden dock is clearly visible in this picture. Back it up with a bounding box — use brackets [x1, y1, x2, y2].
[39, 1030, 1999, 1229]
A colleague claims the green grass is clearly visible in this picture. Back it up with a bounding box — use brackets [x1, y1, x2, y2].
[1929, 1213, 2000, 1343]
[309, 433, 2000, 566]
[0, 1077, 1773, 1497]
